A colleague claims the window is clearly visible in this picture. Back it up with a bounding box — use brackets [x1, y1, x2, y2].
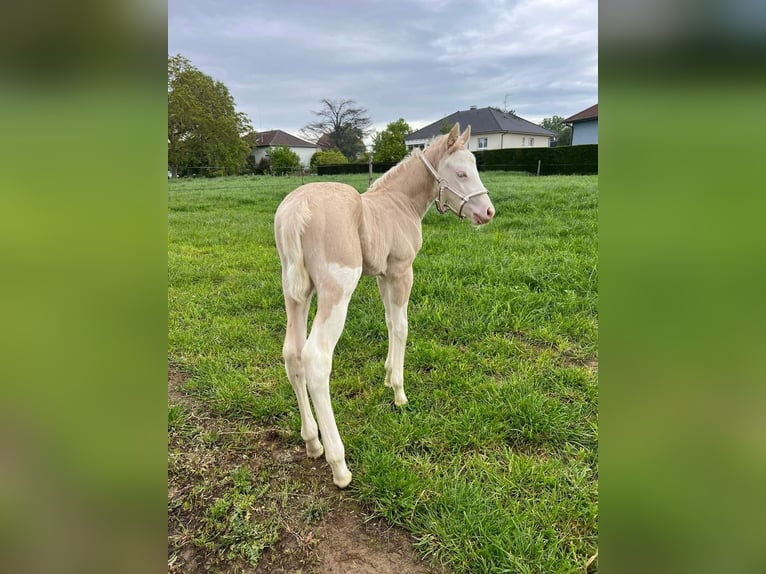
[478, 137, 488, 149]
[522, 137, 526, 146]
[529, 137, 534, 146]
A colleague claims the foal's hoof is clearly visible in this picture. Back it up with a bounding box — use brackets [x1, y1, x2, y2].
[306, 440, 324, 459]
[333, 471, 352, 489]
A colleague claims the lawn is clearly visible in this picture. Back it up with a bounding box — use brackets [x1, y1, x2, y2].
[168, 170, 598, 573]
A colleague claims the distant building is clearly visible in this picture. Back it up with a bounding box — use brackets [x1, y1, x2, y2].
[315, 134, 334, 151]
[404, 106, 555, 151]
[251, 130, 318, 167]
[564, 104, 598, 145]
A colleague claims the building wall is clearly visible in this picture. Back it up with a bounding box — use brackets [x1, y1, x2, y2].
[407, 132, 550, 151]
[293, 147, 318, 167]
[571, 119, 598, 145]
[468, 133, 551, 150]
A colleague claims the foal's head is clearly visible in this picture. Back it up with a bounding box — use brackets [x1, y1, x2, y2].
[436, 124, 496, 225]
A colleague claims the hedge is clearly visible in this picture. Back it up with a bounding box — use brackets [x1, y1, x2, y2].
[474, 144, 597, 175]
[316, 144, 597, 176]
[317, 162, 398, 175]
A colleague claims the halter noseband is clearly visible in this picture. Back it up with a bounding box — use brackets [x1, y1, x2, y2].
[416, 149, 490, 220]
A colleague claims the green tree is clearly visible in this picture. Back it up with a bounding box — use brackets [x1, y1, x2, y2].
[268, 145, 301, 175]
[372, 118, 412, 163]
[239, 131, 260, 175]
[302, 98, 371, 160]
[540, 115, 572, 147]
[310, 149, 348, 170]
[168, 54, 252, 177]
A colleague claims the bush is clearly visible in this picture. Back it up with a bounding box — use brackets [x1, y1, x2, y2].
[310, 150, 348, 170]
[267, 145, 301, 175]
[474, 144, 597, 175]
[317, 162, 398, 175]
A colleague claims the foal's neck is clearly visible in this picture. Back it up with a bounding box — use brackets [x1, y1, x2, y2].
[365, 145, 442, 220]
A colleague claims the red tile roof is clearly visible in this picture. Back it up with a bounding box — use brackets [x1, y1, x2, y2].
[564, 104, 598, 124]
[256, 130, 316, 148]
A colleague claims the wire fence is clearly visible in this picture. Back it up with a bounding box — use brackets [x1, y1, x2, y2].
[170, 161, 597, 181]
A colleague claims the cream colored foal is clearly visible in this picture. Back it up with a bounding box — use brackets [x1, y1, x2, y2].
[274, 123, 494, 487]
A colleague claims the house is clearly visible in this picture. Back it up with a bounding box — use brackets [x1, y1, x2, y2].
[404, 106, 555, 151]
[251, 130, 318, 168]
[564, 104, 598, 145]
[315, 134, 334, 152]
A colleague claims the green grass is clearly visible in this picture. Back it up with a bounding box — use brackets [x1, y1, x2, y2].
[168, 171, 598, 573]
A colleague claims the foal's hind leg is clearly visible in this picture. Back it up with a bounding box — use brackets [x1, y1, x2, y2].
[282, 295, 324, 459]
[377, 267, 413, 406]
[302, 266, 361, 488]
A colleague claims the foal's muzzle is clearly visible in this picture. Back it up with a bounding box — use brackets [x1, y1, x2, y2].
[434, 184, 491, 220]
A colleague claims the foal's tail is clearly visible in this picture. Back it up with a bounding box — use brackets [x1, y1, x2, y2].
[275, 196, 313, 304]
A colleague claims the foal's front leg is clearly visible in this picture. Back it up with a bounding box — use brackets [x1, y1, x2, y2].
[377, 268, 413, 406]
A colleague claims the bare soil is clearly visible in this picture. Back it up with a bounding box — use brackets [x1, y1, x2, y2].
[168, 366, 444, 574]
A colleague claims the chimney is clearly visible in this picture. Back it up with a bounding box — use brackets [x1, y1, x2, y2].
[469, 105, 477, 110]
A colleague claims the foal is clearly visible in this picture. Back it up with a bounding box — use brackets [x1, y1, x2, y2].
[274, 123, 495, 487]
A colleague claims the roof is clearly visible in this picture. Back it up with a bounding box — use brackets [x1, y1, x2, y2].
[256, 129, 316, 148]
[316, 134, 334, 150]
[405, 107, 554, 141]
[564, 104, 598, 124]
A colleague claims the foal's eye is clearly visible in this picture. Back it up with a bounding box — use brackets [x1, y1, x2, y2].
[457, 170, 467, 178]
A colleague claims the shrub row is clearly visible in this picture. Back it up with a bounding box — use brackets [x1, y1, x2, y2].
[316, 162, 398, 175]
[316, 145, 597, 176]
[474, 144, 598, 175]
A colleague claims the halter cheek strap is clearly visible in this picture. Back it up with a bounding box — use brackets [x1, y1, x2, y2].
[416, 149, 490, 220]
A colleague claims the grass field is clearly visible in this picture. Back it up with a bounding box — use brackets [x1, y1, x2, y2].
[168, 171, 598, 573]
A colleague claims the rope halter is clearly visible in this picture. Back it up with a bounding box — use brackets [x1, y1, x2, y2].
[416, 149, 490, 220]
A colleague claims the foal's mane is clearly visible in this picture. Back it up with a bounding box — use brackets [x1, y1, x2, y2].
[366, 132, 449, 193]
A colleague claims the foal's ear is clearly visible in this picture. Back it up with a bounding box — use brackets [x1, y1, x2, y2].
[447, 123, 460, 148]
[459, 125, 471, 145]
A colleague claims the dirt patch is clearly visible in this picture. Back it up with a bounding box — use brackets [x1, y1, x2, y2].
[168, 366, 445, 574]
[316, 510, 432, 574]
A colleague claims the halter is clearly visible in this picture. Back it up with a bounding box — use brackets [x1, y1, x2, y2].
[416, 149, 490, 220]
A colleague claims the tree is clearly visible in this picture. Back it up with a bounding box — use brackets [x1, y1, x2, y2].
[168, 54, 252, 177]
[239, 131, 260, 175]
[540, 115, 572, 147]
[268, 145, 301, 175]
[372, 118, 412, 163]
[302, 98, 372, 160]
[310, 149, 348, 170]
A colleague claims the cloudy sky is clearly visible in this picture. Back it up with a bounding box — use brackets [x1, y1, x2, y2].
[169, 0, 597, 141]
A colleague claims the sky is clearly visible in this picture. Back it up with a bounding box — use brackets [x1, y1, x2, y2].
[168, 0, 597, 143]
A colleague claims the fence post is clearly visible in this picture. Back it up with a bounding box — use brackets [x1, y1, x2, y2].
[368, 154, 373, 186]
[537, 159, 541, 176]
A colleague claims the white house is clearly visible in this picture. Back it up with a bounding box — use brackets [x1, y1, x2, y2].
[251, 130, 318, 168]
[404, 106, 555, 151]
[564, 104, 598, 145]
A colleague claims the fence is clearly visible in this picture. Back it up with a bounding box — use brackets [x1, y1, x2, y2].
[170, 145, 598, 179]
[316, 162, 397, 176]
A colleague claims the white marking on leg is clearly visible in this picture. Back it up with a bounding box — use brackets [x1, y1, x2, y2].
[303, 265, 361, 488]
[378, 271, 412, 406]
[388, 302, 409, 405]
[327, 263, 362, 297]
